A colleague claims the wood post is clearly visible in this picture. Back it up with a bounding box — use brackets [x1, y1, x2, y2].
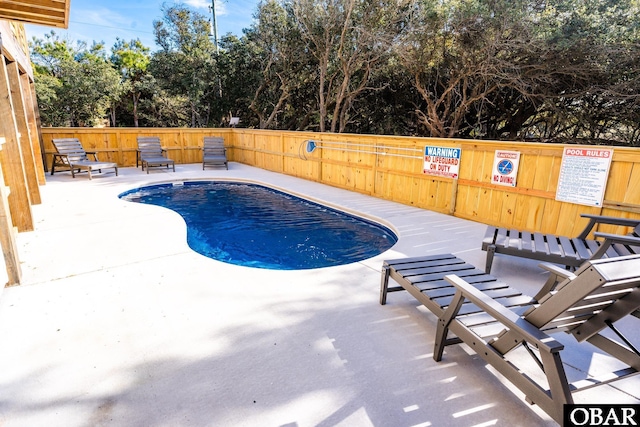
[7, 60, 40, 205]
[0, 57, 34, 231]
[0, 138, 21, 286]
[29, 80, 48, 173]
[22, 75, 46, 185]
[449, 178, 458, 215]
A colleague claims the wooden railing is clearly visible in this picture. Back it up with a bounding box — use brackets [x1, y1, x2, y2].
[41, 127, 640, 237]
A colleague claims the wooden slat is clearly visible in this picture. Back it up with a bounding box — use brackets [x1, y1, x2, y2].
[546, 236, 562, 256]
[0, 57, 33, 232]
[558, 236, 578, 259]
[610, 243, 631, 256]
[532, 232, 547, 255]
[397, 263, 476, 281]
[22, 76, 46, 184]
[384, 254, 531, 322]
[0, 0, 69, 28]
[389, 258, 466, 274]
[495, 228, 509, 248]
[572, 238, 594, 260]
[413, 273, 499, 293]
[425, 281, 512, 299]
[507, 229, 522, 249]
[521, 232, 533, 251]
[482, 226, 497, 245]
[584, 239, 599, 253]
[0, 145, 21, 285]
[386, 253, 459, 266]
[7, 61, 40, 205]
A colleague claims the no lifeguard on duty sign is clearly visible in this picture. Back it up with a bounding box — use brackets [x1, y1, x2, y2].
[423, 146, 461, 179]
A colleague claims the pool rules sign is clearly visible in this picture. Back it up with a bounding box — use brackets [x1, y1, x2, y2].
[556, 147, 613, 207]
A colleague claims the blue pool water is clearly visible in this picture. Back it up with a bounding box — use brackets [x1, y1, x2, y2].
[119, 181, 397, 270]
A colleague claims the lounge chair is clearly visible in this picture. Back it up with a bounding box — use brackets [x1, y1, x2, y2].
[202, 136, 228, 170]
[380, 253, 640, 423]
[137, 137, 175, 173]
[482, 214, 640, 273]
[51, 138, 118, 179]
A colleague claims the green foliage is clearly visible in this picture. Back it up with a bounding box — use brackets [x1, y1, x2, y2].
[31, 32, 123, 126]
[110, 39, 151, 126]
[29, 0, 640, 145]
[150, 4, 220, 127]
[33, 71, 64, 126]
[111, 39, 150, 80]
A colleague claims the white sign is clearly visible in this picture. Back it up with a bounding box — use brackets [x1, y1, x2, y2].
[491, 150, 520, 187]
[423, 146, 461, 179]
[556, 147, 613, 207]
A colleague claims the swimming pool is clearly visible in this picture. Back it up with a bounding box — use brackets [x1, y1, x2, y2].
[119, 181, 398, 270]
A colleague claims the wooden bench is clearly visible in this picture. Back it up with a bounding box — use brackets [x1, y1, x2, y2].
[380, 253, 532, 318]
[482, 214, 640, 273]
[380, 252, 640, 423]
[137, 136, 175, 173]
[51, 138, 118, 179]
[202, 136, 228, 170]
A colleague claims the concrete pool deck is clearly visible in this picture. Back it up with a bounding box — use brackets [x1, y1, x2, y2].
[0, 163, 638, 426]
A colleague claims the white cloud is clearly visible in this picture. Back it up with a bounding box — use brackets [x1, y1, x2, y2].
[217, 2, 228, 16]
[184, 0, 208, 8]
[72, 7, 132, 28]
[184, 0, 227, 16]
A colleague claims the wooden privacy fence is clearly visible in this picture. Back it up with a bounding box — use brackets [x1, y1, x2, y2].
[41, 128, 640, 237]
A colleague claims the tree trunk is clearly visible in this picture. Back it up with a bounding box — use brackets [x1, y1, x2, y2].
[132, 92, 140, 127]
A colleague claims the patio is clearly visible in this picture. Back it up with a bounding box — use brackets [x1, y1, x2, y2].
[0, 162, 637, 426]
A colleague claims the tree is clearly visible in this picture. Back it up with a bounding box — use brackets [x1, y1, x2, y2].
[110, 39, 151, 127]
[28, 0, 640, 144]
[290, 0, 398, 132]
[31, 32, 123, 126]
[63, 46, 123, 126]
[395, 0, 549, 138]
[151, 4, 219, 127]
[242, 0, 302, 129]
[529, 0, 640, 145]
[216, 34, 263, 127]
[137, 77, 191, 127]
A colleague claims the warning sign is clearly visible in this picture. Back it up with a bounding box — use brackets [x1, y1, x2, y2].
[423, 146, 461, 179]
[491, 150, 520, 187]
[556, 147, 613, 207]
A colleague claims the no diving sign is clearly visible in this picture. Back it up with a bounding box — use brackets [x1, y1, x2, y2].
[492, 150, 520, 187]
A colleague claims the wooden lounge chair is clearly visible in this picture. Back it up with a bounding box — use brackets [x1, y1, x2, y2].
[482, 214, 640, 273]
[137, 136, 175, 173]
[202, 136, 228, 170]
[51, 138, 118, 179]
[380, 253, 640, 423]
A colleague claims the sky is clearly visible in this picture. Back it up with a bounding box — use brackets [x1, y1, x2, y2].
[24, 0, 260, 52]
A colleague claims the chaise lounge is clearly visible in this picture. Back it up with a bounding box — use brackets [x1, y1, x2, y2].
[482, 214, 640, 273]
[137, 136, 175, 173]
[202, 136, 228, 170]
[380, 253, 640, 424]
[51, 138, 118, 179]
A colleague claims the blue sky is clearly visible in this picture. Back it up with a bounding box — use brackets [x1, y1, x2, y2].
[25, 0, 260, 51]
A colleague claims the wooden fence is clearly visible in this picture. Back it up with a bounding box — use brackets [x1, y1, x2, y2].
[41, 128, 640, 237]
